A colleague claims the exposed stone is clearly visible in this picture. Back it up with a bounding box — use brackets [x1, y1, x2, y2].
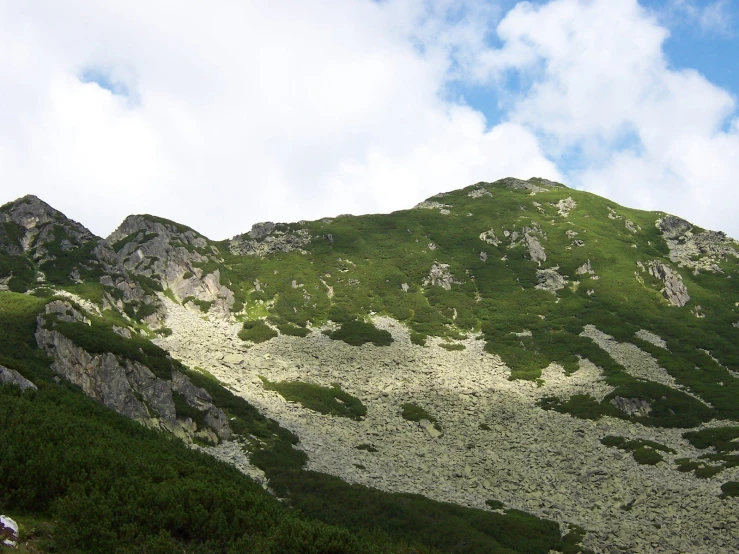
[35, 302, 230, 442]
[414, 201, 451, 215]
[152, 297, 739, 554]
[576, 260, 595, 275]
[625, 220, 639, 233]
[648, 261, 690, 307]
[556, 197, 576, 217]
[113, 325, 132, 338]
[479, 251, 488, 262]
[248, 221, 275, 240]
[634, 330, 668, 350]
[229, 228, 311, 257]
[401, 282, 409, 293]
[535, 268, 566, 292]
[0, 365, 37, 391]
[479, 229, 500, 246]
[0, 515, 18, 548]
[423, 263, 459, 290]
[468, 188, 492, 198]
[524, 233, 546, 264]
[610, 396, 652, 418]
[657, 216, 692, 239]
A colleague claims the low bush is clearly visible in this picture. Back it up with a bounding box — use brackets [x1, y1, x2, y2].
[329, 319, 393, 347]
[238, 320, 278, 343]
[260, 378, 367, 420]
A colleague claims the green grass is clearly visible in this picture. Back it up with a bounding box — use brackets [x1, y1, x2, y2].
[260, 378, 367, 420]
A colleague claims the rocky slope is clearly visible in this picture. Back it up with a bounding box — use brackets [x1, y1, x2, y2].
[2, 177, 739, 553]
[154, 298, 738, 553]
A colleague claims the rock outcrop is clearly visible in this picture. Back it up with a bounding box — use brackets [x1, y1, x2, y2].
[35, 301, 230, 443]
[423, 263, 459, 290]
[0, 365, 37, 392]
[648, 261, 690, 307]
[535, 268, 566, 292]
[107, 215, 234, 317]
[229, 227, 311, 257]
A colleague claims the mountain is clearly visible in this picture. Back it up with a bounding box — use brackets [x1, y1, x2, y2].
[1, 177, 738, 553]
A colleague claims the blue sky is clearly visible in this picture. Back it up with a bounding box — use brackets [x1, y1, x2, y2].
[450, 0, 739, 132]
[1, 0, 738, 239]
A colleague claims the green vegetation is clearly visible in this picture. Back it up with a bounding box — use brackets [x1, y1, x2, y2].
[720, 482, 739, 498]
[328, 319, 393, 346]
[601, 436, 676, 465]
[485, 500, 504, 510]
[683, 427, 739, 452]
[191, 298, 214, 312]
[0, 384, 398, 553]
[260, 378, 367, 420]
[238, 319, 278, 343]
[356, 443, 378, 452]
[439, 342, 465, 351]
[401, 403, 441, 432]
[675, 427, 739, 478]
[278, 322, 311, 336]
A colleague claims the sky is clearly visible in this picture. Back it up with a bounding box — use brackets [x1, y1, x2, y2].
[0, 0, 737, 240]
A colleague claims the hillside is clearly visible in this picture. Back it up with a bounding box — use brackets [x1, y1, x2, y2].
[1, 177, 738, 553]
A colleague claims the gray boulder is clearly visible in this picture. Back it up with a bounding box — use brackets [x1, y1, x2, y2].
[0, 365, 37, 392]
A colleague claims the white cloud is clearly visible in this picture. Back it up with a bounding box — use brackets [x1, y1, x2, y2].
[0, 0, 737, 241]
[666, 0, 735, 37]
[0, 0, 558, 239]
[475, 0, 739, 237]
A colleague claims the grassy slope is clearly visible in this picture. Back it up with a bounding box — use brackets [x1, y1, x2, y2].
[214, 181, 738, 429]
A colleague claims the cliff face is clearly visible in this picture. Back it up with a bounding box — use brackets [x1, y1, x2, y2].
[105, 215, 234, 317]
[35, 300, 231, 444]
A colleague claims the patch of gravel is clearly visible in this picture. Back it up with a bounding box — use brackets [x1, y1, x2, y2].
[635, 329, 668, 350]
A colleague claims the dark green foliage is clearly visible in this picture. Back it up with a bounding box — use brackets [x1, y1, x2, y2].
[50, 317, 178, 381]
[485, 500, 504, 510]
[683, 427, 739, 452]
[257, 462, 588, 554]
[401, 403, 441, 432]
[183, 368, 297, 446]
[410, 332, 427, 346]
[192, 298, 213, 312]
[439, 342, 465, 351]
[0, 385, 403, 554]
[356, 444, 378, 452]
[278, 322, 311, 337]
[329, 319, 393, 347]
[260, 378, 367, 420]
[172, 390, 206, 427]
[238, 319, 278, 343]
[601, 436, 675, 465]
[720, 482, 739, 498]
[0, 292, 55, 383]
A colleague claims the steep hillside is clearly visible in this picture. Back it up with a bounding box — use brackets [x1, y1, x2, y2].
[1, 177, 738, 553]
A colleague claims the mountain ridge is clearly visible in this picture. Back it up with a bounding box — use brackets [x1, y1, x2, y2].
[1, 177, 739, 552]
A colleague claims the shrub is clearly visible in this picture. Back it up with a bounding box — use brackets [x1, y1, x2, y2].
[238, 320, 278, 343]
[260, 378, 367, 420]
[329, 320, 393, 347]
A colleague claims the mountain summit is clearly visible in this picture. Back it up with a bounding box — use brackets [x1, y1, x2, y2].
[1, 177, 738, 553]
